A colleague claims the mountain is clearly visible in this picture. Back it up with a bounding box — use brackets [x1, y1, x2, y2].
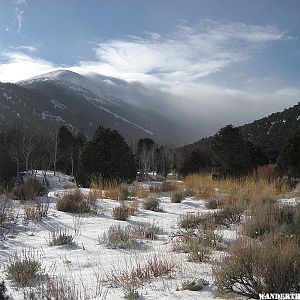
[176, 101, 300, 163]
[0, 70, 193, 145]
[239, 101, 300, 161]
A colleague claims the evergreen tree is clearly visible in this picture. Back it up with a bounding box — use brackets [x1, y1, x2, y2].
[211, 125, 252, 176]
[276, 128, 300, 178]
[78, 126, 136, 185]
[179, 149, 212, 176]
[57, 126, 74, 174]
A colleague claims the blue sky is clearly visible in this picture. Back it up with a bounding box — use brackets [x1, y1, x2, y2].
[1, 0, 300, 121]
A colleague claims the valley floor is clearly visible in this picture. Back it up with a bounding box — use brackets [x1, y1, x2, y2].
[0, 172, 247, 299]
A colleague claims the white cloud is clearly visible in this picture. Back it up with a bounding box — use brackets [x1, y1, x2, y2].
[0, 51, 56, 82]
[75, 19, 286, 84]
[15, 45, 38, 53]
[0, 19, 298, 138]
[14, 0, 26, 34]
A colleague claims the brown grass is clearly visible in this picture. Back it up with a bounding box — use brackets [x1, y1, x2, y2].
[106, 254, 176, 288]
[184, 173, 279, 208]
[112, 204, 130, 221]
[131, 185, 149, 199]
[56, 189, 90, 214]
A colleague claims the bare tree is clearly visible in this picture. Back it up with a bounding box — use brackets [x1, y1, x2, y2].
[48, 128, 60, 176]
[20, 132, 35, 174]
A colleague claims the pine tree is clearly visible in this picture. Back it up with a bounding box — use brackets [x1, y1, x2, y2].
[211, 125, 252, 176]
[78, 126, 136, 185]
[276, 128, 300, 178]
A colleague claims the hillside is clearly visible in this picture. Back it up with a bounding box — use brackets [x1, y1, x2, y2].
[177, 101, 300, 163]
[0, 70, 193, 145]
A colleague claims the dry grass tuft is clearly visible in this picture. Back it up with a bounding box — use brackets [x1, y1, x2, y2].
[106, 254, 176, 288]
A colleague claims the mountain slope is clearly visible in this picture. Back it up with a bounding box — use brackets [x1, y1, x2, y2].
[15, 70, 192, 145]
[239, 101, 300, 161]
[177, 101, 300, 163]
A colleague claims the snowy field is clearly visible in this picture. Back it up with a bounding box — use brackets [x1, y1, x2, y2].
[0, 172, 242, 299]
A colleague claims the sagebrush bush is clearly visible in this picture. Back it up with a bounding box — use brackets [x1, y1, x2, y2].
[49, 228, 75, 246]
[243, 201, 300, 239]
[184, 236, 210, 262]
[13, 178, 48, 201]
[102, 222, 163, 249]
[178, 213, 207, 229]
[173, 223, 223, 262]
[214, 237, 300, 298]
[112, 204, 130, 221]
[129, 222, 164, 240]
[102, 224, 136, 249]
[171, 191, 185, 203]
[56, 189, 90, 213]
[6, 250, 42, 286]
[143, 197, 162, 211]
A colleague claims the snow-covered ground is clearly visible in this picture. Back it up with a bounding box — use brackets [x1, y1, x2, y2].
[0, 172, 239, 300]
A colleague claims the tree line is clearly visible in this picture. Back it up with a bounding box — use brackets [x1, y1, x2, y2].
[0, 123, 174, 187]
[178, 124, 300, 178]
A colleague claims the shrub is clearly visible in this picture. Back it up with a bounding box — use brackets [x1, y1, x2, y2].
[127, 201, 138, 216]
[173, 224, 223, 262]
[205, 196, 222, 209]
[6, 250, 42, 286]
[178, 212, 210, 230]
[49, 227, 76, 246]
[0, 197, 15, 225]
[129, 222, 164, 240]
[13, 178, 48, 201]
[23, 198, 49, 222]
[102, 224, 136, 249]
[56, 189, 90, 213]
[243, 201, 300, 239]
[102, 222, 163, 249]
[112, 204, 130, 221]
[171, 191, 185, 203]
[214, 237, 300, 298]
[143, 197, 162, 211]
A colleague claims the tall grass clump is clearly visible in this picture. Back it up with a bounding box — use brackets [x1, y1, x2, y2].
[112, 204, 130, 221]
[184, 173, 278, 208]
[104, 181, 129, 200]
